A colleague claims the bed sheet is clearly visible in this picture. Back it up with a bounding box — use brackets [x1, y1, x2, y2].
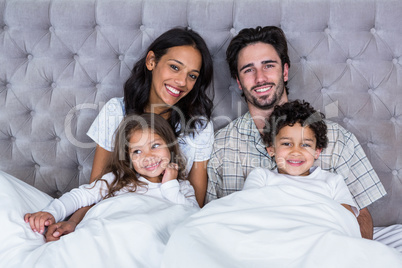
[0, 170, 198, 268]
[162, 185, 402, 268]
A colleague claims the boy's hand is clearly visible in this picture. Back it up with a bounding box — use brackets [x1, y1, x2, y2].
[45, 221, 77, 242]
[161, 163, 179, 183]
[24, 212, 55, 234]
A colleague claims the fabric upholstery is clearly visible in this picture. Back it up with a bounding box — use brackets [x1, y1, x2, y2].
[0, 0, 400, 226]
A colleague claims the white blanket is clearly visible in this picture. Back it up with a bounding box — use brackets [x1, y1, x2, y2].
[162, 185, 402, 268]
[0, 171, 198, 268]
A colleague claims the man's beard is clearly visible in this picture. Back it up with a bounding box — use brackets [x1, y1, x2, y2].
[241, 76, 286, 110]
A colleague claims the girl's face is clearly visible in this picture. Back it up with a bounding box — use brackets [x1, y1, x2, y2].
[267, 123, 322, 176]
[145, 45, 202, 115]
[128, 129, 171, 183]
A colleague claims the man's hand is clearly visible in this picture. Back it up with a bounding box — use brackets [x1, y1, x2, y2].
[357, 207, 374, 239]
[45, 221, 77, 242]
[24, 212, 55, 234]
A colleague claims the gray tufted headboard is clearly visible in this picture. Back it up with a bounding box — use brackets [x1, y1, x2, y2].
[0, 0, 400, 227]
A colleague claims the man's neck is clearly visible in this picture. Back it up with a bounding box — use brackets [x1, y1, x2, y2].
[248, 93, 289, 134]
[248, 106, 274, 134]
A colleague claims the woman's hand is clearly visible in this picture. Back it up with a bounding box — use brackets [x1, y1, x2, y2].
[45, 220, 78, 242]
[161, 163, 179, 183]
[24, 212, 55, 234]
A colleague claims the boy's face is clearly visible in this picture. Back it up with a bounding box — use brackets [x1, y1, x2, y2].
[267, 123, 322, 176]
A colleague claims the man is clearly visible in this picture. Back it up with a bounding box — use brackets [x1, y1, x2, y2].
[206, 26, 401, 249]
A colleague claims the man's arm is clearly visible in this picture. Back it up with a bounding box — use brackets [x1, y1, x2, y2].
[357, 207, 373, 239]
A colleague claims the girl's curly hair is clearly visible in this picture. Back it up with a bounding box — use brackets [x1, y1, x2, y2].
[263, 100, 328, 149]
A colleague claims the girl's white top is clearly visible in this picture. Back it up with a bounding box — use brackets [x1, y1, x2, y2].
[86, 97, 214, 175]
[43, 172, 199, 222]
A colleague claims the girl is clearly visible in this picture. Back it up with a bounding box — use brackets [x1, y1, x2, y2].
[43, 28, 214, 242]
[25, 114, 199, 234]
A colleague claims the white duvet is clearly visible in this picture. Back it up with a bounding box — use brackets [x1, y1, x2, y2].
[2, 170, 402, 268]
[162, 184, 402, 268]
[0, 171, 198, 268]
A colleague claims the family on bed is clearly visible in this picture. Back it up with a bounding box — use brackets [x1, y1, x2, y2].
[9, 25, 402, 263]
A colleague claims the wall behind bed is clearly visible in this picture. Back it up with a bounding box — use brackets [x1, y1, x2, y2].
[0, 0, 400, 227]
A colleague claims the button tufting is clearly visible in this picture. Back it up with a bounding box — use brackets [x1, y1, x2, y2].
[324, 27, 330, 34]
[6, 83, 11, 89]
[370, 28, 376, 34]
[49, 26, 54, 32]
[368, 89, 373, 94]
[51, 83, 57, 88]
[96, 83, 101, 89]
[367, 142, 373, 148]
[343, 117, 349, 123]
[3, 25, 8, 31]
[27, 54, 33, 60]
[140, 25, 146, 31]
[95, 25, 100, 31]
[35, 164, 40, 169]
[321, 87, 327, 93]
[73, 54, 79, 60]
[118, 54, 124, 61]
[78, 165, 83, 171]
[346, 59, 352, 64]
[230, 28, 236, 35]
[300, 57, 307, 64]
[393, 58, 398, 64]
[10, 136, 16, 142]
[55, 136, 61, 142]
[392, 170, 398, 176]
[390, 117, 396, 123]
[30, 110, 35, 116]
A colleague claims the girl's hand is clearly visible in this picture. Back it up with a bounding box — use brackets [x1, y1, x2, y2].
[24, 212, 55, 234]
[161, 163, 179, 183]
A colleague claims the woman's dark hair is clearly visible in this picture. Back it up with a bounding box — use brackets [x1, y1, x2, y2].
[263, 100, 328, 149]
[98, 113, 186, 199]
[123, 27, 214, 136]
[226, 26, 290, 95]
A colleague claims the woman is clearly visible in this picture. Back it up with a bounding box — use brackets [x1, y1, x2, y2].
[45, 27, 214, 242]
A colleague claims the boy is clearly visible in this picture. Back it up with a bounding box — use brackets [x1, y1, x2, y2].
[243, 100, 358, 217]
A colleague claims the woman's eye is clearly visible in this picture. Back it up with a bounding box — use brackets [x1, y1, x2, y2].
[170, 65, 179, 71]
[189, 74, 198, 80]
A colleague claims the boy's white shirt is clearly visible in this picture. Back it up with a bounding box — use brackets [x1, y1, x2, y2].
[243, 166, 359, 217]
[43, 172, 199, 222]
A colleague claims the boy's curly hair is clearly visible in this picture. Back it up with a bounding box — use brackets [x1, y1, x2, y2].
[263, 100, 328, 149]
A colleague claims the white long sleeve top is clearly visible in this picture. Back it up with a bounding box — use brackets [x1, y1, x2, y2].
[43, 172, 199, 222]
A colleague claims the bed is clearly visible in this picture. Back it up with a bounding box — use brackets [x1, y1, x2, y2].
[0, 0, 401, 267]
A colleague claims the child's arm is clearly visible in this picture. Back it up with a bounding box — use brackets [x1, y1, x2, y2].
[24, 211, 55, 234]
[160, 163, 199, 208]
